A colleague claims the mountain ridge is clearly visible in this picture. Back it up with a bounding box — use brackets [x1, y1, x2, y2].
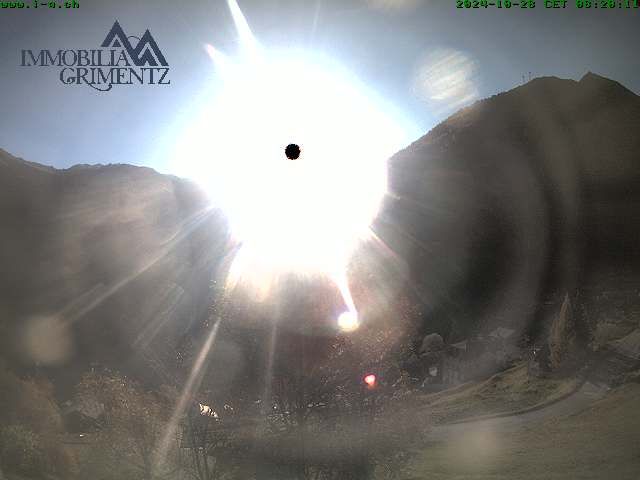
[1, 72, 640, 390]
[0, 147, 229, 393]
[381, 71, 640, 339]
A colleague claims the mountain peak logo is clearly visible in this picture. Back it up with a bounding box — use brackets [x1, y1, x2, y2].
[20, 20, 170, 92]
[101, 21, 168, 67]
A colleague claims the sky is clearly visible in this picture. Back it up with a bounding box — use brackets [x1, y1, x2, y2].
[0, 0, 638, 173]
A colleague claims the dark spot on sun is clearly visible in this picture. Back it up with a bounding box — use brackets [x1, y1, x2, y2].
[285, 144, 301, 160]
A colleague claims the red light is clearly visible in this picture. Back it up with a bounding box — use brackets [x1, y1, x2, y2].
[364, 374, 376, 388]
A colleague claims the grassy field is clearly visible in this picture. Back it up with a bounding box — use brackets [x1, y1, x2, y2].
[407, 383, 640, 480]
[420, 363, 579, 424]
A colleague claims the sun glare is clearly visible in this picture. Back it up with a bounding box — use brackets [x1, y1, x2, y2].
[170, 0, 418, 326]
[337, 311, 360, 332]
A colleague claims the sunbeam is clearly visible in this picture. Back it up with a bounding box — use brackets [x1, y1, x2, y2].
[59, 206, 219, 328]
[154, 318, 222, 474]
[170, 0, 419, 330]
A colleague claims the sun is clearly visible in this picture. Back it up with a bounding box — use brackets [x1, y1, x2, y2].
[170, 0, 418, 328]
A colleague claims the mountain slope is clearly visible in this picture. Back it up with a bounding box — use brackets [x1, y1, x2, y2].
[0, 150, 229, 389]
[378, 72, 640, 338]
[1, 73, 639, 388]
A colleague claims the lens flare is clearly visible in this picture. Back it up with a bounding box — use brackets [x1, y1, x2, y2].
[170, 0, 419, 322]
[338, 311, 360, 332]
[364, 373, 377, 388]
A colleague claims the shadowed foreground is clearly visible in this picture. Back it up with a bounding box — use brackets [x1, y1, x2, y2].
[410, 383, 640, 479]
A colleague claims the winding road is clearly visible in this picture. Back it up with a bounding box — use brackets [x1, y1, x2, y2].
[426, 381, 609, 441]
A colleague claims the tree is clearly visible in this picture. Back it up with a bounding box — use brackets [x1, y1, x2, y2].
[0, 362, 74, 479]
[75, 370, 180, 480]
[548, 293, 581, 372]
[255, 321, 426, 480]
[178, 402, 254, 480]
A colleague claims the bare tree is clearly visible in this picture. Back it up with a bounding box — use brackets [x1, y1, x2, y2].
[76, 370, 181, 480]
[256, 322, 426, 480]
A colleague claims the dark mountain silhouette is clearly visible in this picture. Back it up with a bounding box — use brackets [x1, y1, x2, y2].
[1, 73, 639, 392]
[377, 72, 640, 340]
[0, 150, 229, 391]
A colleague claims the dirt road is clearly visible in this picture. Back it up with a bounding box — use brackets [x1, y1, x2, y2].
[426, 381, 608, 441]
